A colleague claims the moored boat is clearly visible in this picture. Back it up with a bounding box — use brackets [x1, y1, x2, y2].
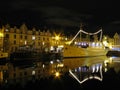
[63, 26, 108, 58]
[63, 45, 108, 58]
[9, 48, 41, 62]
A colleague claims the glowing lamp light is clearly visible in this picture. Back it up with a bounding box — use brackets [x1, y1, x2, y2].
[55, 35, 60, 41]
[50, 61, 53, 64]
[103, 41, 108, 47]
[32, 36, 35, 40]
[0, 32, 4, 37]
[50, 46, 54, 51]
[55, 72, 60, 78]
[32, 70, 35, 75]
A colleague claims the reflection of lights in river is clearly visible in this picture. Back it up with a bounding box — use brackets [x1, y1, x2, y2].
[54, 71, 61, 78]
[69, 63, 103, 84]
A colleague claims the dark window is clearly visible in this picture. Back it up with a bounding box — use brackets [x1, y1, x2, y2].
[14, 34, 16, 39]
[5, 34, 9, 38]
[14, 40, 16, 44]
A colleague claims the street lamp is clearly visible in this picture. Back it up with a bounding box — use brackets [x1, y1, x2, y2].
[54, 34, 61, 45]
[55, 35, 60, 41]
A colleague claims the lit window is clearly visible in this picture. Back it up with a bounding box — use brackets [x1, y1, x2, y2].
[32, 36, 35, 40]
[5, 29, 9, 32]
[32, 70, 35, 75]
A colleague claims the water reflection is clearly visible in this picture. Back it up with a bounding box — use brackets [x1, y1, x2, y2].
[0, 56, 120, 88]
[63, 56, 108, 70]
[0, 59, 65, 86]
[65, 56, 120, 86]
[69, 63, 103, 84]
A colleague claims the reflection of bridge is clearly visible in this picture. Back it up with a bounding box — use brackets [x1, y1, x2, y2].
[69, 63, 103, 84]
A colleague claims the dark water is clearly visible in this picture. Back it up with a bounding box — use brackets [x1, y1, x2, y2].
[0, 56, 120, 89]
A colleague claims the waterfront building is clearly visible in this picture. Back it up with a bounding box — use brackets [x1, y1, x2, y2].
[113, 32, 120, 45]
[104, 32, 120, 50]
[0, 23, 120, 57]
[0, 24, 53, 56]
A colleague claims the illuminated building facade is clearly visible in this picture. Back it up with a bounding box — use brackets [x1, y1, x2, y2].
[0, 24, 53, 55]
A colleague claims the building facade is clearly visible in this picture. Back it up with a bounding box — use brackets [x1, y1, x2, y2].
[0, 24, 53, 55]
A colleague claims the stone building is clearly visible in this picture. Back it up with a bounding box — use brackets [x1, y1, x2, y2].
[113, 32, 120, 45]
[0, 24, 53, 55]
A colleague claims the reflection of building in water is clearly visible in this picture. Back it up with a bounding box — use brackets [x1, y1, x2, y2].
[104, 57, 120, 73]
[0, 60, 65, 85]
[0, 61, 52, 85]
[69, 63, 103, 84]
[0, 63, 8, 83]
[49, 60, 65, 77]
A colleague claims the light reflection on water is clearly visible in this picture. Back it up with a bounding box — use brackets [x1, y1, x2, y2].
[63, 56, 120, 84]
[63, 56, 108, 69]
[69, 63, 103, 84]
[0, 56, 120, 88]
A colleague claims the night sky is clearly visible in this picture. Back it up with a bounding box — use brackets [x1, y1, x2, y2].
[0, 0, 120, 36]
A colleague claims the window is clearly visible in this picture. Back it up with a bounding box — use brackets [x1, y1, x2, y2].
[25, 36, 27, 39]
[47, 38, 49, 41]
[14, 34, 16, 39]
[43, 37, 45, 41]
[32, 36, 35, 40]
[20, 72, 22, 77]
[24, 71, 27, 75]
[20, 35, 23, 39]
[5, 34, 9, 38]
[38, 37, 40, 40]
[14, 40, 16, 44]
[38, 42, 40, 45]
[13, 73, 16, 77]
